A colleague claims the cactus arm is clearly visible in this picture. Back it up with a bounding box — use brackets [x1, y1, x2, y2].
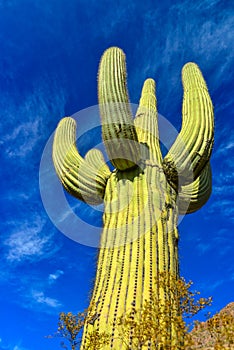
[98, 47, 141, 170]
[85, 149, 111, 179]
[134, 78, 163, 164]
[52, 117, 108, 205]
[163, 62, 214, 188]
[178, 163, 212, 214]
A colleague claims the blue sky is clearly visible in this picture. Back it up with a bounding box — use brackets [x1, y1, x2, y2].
[0, 0, 233, 349]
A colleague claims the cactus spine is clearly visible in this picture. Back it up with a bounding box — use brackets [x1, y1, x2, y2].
[52, 47, 214, 349]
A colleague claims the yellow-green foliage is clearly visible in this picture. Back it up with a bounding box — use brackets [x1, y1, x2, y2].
[53, 273, 213, 350]
[53, 308, 110, 350]
[117, 273, 212, 350]
[52, 47, 214, 349]
[58, 312, 84, 350]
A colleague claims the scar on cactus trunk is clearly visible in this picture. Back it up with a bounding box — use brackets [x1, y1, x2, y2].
[52, 47, 214, 349]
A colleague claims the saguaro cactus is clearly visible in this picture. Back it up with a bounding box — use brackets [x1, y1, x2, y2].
[52, 47, 214, 349]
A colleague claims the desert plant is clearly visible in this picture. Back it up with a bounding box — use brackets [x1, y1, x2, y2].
[50, 308, 110, 350]
[117, 272, 212, 350]
[52, 274, 212, 350]
[57, 311, 85, 350]
[52, 47, 214, 349]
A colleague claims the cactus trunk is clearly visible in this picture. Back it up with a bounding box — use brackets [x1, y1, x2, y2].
[81, 164, 179, 349]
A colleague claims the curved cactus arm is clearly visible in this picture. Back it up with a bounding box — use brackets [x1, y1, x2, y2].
[85, 148, 111, 178]
[134, 78, 163, 164]
[178, 163, 212, 214]
[52, 117, 108, 205]
[163, 62, 214, 188]
[98, 47, 141, 170]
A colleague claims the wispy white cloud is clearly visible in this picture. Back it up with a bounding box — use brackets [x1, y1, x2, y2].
[57, 202, 82, 223]
[212, 185, 234, 196]
[48, 269, 64, 284]
[3, 120, 41, 158]
[213, 137, 234, 160]
[196, 242, 212, 255]
[194, 227, 232, 257]
[205, 279, 225, 293]
[0, 265, 64, 312]
[128, 0, 233, 106]
[0, 339, 28, 350]
[207, 199, 234, 221]
[13, 346, 27, 350]
[31, 290, 61, 308]
[4, 217, 58, 263]
[223, 142, 234, 151]
[213, 236, 232, 257]
[1, 75, 67, 160]
[168, 1, 233, 63]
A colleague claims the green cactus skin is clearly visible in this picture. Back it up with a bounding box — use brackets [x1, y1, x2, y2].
[163, 62, 214, 189]
[134, 78, 162, 164]
[98, 47, 141, 170]
[53, 117, 111, 205]
[52, 47, 214, 349]
[178, 163, 212, 214]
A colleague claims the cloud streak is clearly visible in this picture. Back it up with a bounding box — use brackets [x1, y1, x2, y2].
[0, 75, 67, 161]
[3, 120, 41, 158]
[208, 200, 234, 221]
[3, 216, 59, 263]
[48, 270, 64, 284]
[31, 290, 62, 308]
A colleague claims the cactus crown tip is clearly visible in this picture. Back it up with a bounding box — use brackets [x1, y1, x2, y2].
[145, 78, 155, 84]
[182, 62, 208, 90]
[182, 62, 201, 76]
[103, 46, 125, 56]
[61, 116, 76, 124]
[183, 61, 198, 68]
